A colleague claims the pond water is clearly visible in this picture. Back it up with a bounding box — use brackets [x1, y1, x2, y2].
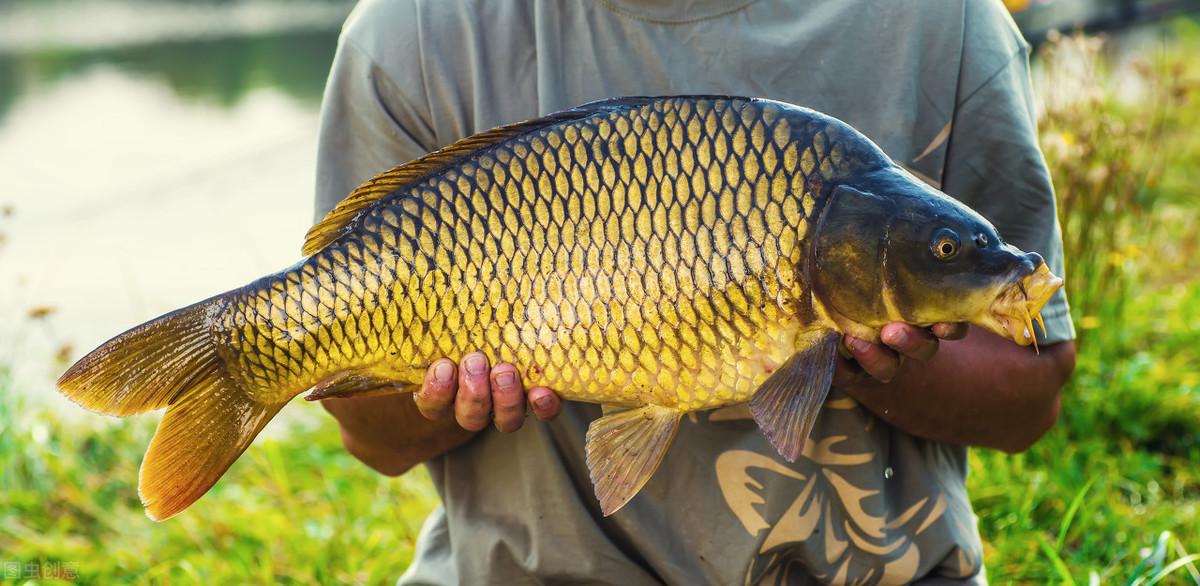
[0, 30, 342, 409]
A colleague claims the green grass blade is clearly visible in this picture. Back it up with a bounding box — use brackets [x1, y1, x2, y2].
[1144, 554, 1200, 586]
[1039, 533, 1078, 586]
[1057, 476, 1098, 551]
[1128, 531, 1174, 586]
[1172, 540, 1200, 584]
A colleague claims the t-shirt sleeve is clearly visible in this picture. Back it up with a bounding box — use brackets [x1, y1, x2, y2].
[941, 15, 1075, 345]
[313, 0, 437, 220]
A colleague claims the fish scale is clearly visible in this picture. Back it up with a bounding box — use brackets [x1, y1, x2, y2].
[215, 97, 847, 411]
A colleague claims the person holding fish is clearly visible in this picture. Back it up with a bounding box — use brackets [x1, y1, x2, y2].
[57, 0, 1078, 583]
[305, 1, 1076, 583]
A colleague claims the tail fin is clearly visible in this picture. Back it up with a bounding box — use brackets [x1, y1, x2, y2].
[57, 297, 286, 521]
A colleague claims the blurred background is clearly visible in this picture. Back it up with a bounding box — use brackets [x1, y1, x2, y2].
[0, 0, 1198, 583]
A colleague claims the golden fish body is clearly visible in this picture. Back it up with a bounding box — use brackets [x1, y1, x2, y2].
[228, 97, 844, 413]
[59, 96, 1062, 519]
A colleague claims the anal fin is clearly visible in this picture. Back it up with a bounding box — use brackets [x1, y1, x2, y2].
[585, 404, 682, 516]
[304, 369, 412, 402]
[750, 329, 841, 462]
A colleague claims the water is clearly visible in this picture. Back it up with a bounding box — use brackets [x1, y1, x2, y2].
[0, 24, 344, 411]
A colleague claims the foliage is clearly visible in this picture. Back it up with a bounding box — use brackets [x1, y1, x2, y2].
[0, 391, 439, 584]
[1035, 29, 1197, 344]
[969, 22, 1200, 584]
[0, 30, 339, 119]
[970, 283, 1200, 583]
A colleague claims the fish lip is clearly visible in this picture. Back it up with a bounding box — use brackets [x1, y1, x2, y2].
[984, 262, 1064, 347]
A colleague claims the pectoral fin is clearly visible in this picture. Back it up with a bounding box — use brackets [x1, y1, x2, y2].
[750, 329, 841, 462]
[303, 370, 412, 401]
[585, 404, 682, 516]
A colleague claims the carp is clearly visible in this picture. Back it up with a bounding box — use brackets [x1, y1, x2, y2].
[58, 96, 1062, 519]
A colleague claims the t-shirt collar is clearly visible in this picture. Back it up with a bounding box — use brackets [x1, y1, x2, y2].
[596, 0, 759, 23]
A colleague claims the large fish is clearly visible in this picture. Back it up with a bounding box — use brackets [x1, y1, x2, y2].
[59, 96, 1062, 520]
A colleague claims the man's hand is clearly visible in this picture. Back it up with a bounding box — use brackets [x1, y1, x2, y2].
[415, 352, 562, 432]
[834, 322, 967, 386]
[322, 353, 563, 477]
[835, 322, 1075, 453]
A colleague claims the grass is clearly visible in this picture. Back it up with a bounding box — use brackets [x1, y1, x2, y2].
[0, 395, 439, 584]
[2, 19, 1200, 586]
[969, 282, 1200, 583]
[967, 22, 1200, 585]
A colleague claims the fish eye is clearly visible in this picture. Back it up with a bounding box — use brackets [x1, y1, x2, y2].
[931, 228, 960, 261]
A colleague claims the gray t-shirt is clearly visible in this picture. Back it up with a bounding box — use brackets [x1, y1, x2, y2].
[314, 1, 1074, 584]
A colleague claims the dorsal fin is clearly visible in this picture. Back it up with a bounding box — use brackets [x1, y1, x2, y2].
[302, 99, 659, 256]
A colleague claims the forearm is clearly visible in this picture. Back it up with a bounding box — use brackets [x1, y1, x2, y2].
[841, 327, 1075, 453]
[323, 394, 476, 476]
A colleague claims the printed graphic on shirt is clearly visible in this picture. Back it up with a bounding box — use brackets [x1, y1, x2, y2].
[712, 392, 982, 585]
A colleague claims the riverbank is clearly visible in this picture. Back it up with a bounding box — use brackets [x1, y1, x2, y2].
[0, 0, 352, 53]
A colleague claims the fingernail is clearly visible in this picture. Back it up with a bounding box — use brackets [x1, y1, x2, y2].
[464, 354, 486, 376]
[847, 337, 870, 353]
[495, 371, 517, 388]
[883, 328, 906, 347]
[433, 362, 454, 382]
[534, 394, 553, 411]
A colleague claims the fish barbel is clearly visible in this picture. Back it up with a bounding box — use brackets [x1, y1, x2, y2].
[58, 96, 1063, 519]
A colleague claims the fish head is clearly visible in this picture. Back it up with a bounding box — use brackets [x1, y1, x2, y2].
[810, 168, 1063, 346]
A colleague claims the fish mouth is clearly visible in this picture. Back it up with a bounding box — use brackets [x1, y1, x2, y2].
[983, 262, 1064, 350]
